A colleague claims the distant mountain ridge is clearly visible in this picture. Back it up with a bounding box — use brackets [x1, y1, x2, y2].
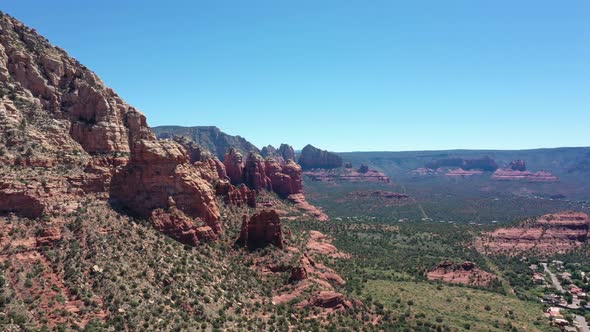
[152, 125, 259, 160]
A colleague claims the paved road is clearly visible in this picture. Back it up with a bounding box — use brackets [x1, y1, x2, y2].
[575, 315, 590, 332]
[541, 263, 565, 292]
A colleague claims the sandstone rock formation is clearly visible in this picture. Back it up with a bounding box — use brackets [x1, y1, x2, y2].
[223, 148, 245, 185]
[111, 140, 222, 233]
[215, 180, 256, 208]
[265, 158, 303, 198]
[268, 231, 355, 314]
[298, 144, 343, 169]
[427, 261, 498, 287]
[476, 211, 590, 256]
[306, 230, 349, 258]
[150, 204, 218, 246]
[243, 152, 272, 191]
[152, 125, 260, 160]
[287, 193, 329, 221]
[236, 210, 283, 250]
[35, 226, 62, 247]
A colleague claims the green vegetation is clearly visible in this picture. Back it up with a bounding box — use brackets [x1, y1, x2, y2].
[365, 280, 554, 332]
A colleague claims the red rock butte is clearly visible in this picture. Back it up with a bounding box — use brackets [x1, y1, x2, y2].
[476, 211, 590, 256]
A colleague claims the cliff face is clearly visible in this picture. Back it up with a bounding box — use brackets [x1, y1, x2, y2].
[152, 125, 260, 160]
[298, 144, 343, 170]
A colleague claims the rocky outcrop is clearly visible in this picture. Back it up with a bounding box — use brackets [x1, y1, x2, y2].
[278, 144, 295, 161]
[298, 144, 343, 169]
[194, 157, 228, 183]
[261, 143, 296, 162]
[0, 189, 45, 218]
[476, 212, 590, 256]
[150, 205, 218, 246]
[270, 232, 353, 312]
[236, 210, 283, 250]
[152, 125, 260, 160]
[243, 153, 272, 191]
[426, 261, 498, 287]
[35, 226, 62, 247]
[171, 135, 211, 163]
[261, 145, 278, 158]
[223, 148, 244, 185]
[265, 159, 303, 198]
[215, 180, 256, 208]
[306, 230, 349, 258]
[289, 266, 308, 283]
[110, 139, 222, 233]
[287, 194, 329, 221]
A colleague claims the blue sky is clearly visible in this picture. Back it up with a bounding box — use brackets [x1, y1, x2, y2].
[2, 1, 589, 151]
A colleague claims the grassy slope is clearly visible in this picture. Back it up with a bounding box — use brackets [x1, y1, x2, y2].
[364, 280, 556, 332]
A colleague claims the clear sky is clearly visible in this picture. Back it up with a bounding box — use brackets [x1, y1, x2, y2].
[2, 1, 589, 152]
